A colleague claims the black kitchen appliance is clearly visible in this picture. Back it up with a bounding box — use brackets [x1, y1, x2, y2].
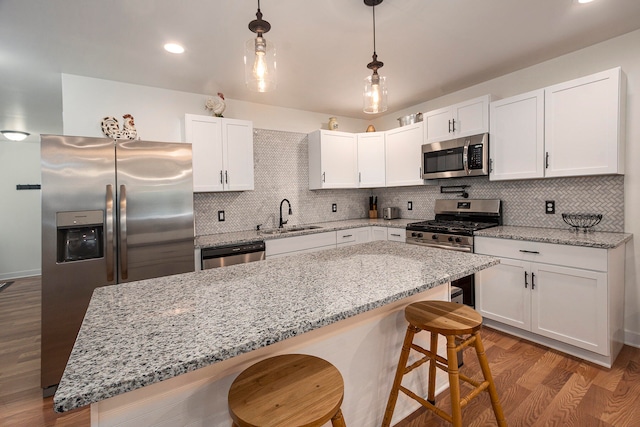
[405, 199, 502, 307]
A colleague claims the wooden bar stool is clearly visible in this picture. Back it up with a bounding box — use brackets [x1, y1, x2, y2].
[382, 300, 506, 427]
[228, 353, 347, 427]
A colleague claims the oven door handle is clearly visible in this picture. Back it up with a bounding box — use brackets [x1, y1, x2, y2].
[409, 241, 472, 252]
[463, 138, 470, 175]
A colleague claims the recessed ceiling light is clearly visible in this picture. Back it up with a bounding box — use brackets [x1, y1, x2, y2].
[164, 43, 185, 54]
[1, 130, 30, 141]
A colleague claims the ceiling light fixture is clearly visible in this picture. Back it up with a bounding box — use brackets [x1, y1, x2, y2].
[164, 43, 185, 54]
[244, 0, 276, 92]
[363, 0, 388, 114]
[1, 130, 30, 141]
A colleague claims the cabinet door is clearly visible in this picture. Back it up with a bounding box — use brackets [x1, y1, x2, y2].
[357, 132, 386, 188]
[308, 131, 357, 189]
[475, 258, 531, 330]
[453, 95, 490, 138]
[371, 227, 387, 241]
[223, 119, 254, 191]
[489, 90, 545, 181]
[184, 114, 224, 192]
[385, 122, 424, 187]
[544, 67, 624, 177]
[531, 263, 608, 355]
[424, 107, 453, 143]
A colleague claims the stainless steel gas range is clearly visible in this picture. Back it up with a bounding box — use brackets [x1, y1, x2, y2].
[405, 199, 502, 306]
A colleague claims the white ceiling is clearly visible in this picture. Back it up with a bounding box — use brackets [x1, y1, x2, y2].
[2, 0, 640, 141]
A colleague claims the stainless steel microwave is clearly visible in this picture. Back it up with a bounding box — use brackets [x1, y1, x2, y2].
[421, 133, 489, 179]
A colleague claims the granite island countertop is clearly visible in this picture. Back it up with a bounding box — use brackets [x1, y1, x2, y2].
[54, 240, 498, 412]
[475, 225, 632, 248]
[195, 218, 419, 248]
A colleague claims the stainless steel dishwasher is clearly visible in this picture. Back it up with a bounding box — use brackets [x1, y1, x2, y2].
[201, 241, 265, 269]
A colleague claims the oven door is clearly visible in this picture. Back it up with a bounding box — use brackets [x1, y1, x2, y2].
[406, 239, 472, 252]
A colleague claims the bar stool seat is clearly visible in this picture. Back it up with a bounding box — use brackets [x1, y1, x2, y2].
[228, 353, 347, 427]
[382, 300, 507, 427]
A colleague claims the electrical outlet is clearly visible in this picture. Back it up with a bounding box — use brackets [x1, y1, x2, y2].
[545, 201, 555, 214]
[407, 201, 413, 211]
[218, 210, 225, 221]
[332, 203, 337, 213]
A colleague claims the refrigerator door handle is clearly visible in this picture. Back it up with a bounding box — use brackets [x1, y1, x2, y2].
[106, 184, 115, 281]
[119, 184, 128, 280]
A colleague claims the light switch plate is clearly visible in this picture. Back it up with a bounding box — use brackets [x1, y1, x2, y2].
[218, 210, 225, 221]
[332, 203, 337, 212]
[408, 201, 413, 210]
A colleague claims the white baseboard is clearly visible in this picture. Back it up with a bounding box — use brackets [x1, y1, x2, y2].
[0, 269, 41, 281]
[624, 329, 640, 348]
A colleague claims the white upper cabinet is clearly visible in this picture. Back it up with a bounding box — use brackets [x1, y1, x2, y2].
[184, 114, 254, 192]
[385, 122, 425, 187]
[424, 95, 491, 143]
[308, 130, 358, 190]
[356, 132, 386, 188]
[489, 68, 625, 181]
[489, 90, 545, 181]
[544, 67, 625, 177]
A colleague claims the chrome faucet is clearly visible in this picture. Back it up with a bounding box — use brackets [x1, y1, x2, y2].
[279, 199, 292, 228]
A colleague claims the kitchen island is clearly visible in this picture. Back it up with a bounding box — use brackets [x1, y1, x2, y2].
[54, 241, 499, 426]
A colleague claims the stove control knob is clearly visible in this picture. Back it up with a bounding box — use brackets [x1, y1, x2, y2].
[431, 234, 438, 240]
[417, 233, 423, 238]
[455, 237, 462, 243]
[448, 236, 454, 242]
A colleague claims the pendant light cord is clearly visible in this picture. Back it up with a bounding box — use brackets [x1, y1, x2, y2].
[372, 2, 377, 55]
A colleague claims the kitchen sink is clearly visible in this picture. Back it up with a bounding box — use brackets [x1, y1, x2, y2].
[260, 225, 322, 235]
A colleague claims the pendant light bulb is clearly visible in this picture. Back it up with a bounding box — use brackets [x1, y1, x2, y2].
[245, 1, 277, 92]
[363, 0, 387, 114]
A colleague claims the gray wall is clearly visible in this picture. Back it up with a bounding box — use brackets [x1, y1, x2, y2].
[195, 129, 624, 236]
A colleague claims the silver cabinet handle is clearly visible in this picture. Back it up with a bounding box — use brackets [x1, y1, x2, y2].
[545, 152, 549, 169]
[225, 170, 228, 184]
[519, 249, 540, 254]
[489, 158, 494, 173]
[359, 172, 361, 183]
[322, 172, 326, 182]
[119, 184, 128, 280]
[390, 233, 401, 237]
[106, 184, 114, 282]
[531, 272, 536, 290]
[342, 234, 353, 238]
[220, 170, 223, 184]
[524, 271, 528, 288]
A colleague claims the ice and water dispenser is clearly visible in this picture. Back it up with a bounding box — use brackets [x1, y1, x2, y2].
[56, 210, 104, 263]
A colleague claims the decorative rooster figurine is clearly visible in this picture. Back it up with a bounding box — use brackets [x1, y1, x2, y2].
[205, 92, 226, 117]
[101, 114, 138, 140]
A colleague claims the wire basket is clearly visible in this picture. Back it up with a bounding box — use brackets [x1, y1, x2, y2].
[561, 213, 602, 233]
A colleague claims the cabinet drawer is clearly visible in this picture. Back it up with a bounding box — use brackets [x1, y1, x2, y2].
[336, 229, 357, 244]
[265, 231, 337, 257]
[387, 228, 406, 242]
[475, 237, 607, 272]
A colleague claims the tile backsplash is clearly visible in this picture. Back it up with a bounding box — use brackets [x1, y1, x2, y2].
[194, 129, 624, 236]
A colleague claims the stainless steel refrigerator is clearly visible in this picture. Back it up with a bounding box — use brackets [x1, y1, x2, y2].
[40, 135, 195, 395]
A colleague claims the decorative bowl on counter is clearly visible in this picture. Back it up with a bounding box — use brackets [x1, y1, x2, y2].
[562, 213, 603, 233]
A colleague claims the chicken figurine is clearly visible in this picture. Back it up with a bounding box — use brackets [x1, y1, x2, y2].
[205, 92, 226, 117]
[101, 114, 138, 140]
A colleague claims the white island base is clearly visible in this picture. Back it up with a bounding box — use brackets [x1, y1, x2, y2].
[91, 284, 450, 427]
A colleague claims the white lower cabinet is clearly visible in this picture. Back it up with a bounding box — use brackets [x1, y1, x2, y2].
[337, 227, 371, 247]
[474, 236, 625, 367]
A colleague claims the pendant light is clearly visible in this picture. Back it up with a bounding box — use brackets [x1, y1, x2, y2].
[363, 0, 387, 114]
[245, 0, 276, 92]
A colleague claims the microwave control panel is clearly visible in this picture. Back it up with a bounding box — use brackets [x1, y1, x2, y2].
[468, 144, 484, 169]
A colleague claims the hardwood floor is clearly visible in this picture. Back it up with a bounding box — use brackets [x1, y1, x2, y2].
[1, 276, 639, 427]
[0, 276, 89, 427]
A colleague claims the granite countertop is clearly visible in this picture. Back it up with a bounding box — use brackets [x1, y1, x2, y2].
[195, 218, 419, 248]
[54, 241, 498, 412]
[475, 225, 632, 249]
